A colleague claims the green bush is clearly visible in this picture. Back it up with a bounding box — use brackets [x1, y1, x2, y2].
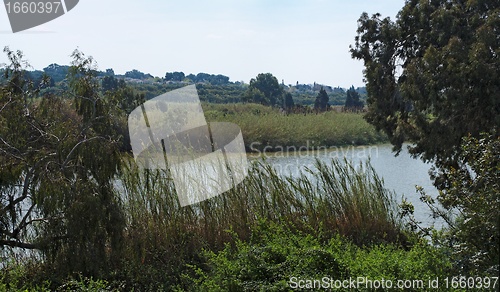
[184, 222, 452, 291]
[0, 263, 111, 292]
[428, 134, 500, 275]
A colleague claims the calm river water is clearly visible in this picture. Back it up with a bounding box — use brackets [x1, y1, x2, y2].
[249, 144, 444, 228]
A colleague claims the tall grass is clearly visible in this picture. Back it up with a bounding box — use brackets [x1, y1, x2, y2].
[202, 103, 387, 151]
[1, 157, 406, 290]
[117, 155, 404, 287]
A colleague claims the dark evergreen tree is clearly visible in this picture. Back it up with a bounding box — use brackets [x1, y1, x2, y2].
[314, 87, 329, 112]
[345, 86, 363, 110]
[284, 92, 294, 111]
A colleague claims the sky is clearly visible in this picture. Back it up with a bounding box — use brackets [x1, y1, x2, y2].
[0, 0, 403, 88]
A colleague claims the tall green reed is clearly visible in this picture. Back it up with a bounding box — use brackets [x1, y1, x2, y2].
[202, 103, 387, 149]
[119, 155, 404, 269]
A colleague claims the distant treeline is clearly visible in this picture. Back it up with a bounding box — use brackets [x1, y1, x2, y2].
[0, 65, 366, 106]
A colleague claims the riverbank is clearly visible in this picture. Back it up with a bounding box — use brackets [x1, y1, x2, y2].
[202, 103, 387, 152]
[1, 158, 455, 291]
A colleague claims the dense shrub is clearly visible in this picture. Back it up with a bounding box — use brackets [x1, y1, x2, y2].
[183, 222, 452, 291]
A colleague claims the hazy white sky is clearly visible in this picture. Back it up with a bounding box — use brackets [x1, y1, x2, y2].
[0, 0, 403, 87]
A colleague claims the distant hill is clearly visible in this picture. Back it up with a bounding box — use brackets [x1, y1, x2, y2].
[0, 65, 366, 106]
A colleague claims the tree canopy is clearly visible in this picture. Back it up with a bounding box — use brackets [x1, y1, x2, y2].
[351, 0, 500, 274]
[165, 71, 185, 82]
[125, 69, 153, 80]
[350, 0, 499, 168]
[0, 47, 125, 276]
[243, 73, 284, 106]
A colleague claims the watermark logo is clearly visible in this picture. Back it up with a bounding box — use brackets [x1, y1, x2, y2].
[128, 85, 248, 207]
[3, 0, 79, 33]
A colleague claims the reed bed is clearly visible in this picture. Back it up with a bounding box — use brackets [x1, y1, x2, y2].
[118, 155, 404, 283]
[201, 103, 387, 150]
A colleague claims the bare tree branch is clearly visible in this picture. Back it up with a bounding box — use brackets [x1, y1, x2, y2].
[0, 239, 38, 249]
[62, 136, 105, 168]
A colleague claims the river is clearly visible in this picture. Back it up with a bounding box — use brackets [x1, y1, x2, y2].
[249, 144, 445, 229]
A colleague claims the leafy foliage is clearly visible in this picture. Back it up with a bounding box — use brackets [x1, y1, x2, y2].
[351, 0, 500, 278]
[186, 72, 230, 85]
[165, 71, 185, 82]
[243, 73, 284, 106]
[185, 222, 451, 291]
[0, 47, 125, 277]
[42, 63, 69, 83]
[350, 0, 500, 168]
[436, 134, 499, 275]
[124, 69, 153, 80]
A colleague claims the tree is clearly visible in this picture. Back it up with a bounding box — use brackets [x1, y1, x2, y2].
[345, 86, 363, 110]
[102, 75, 120, 92]
[42, 63, 69, 83]
[350, 0, 500, 170]
[195, 73, 211, 83]
[314, 87, 329, 112]
[0, 47, 124, 276]
[212, 74, 230, 85]
[105, 68, 115, 76]
[243, 73, 284, 106]
[184, 73, 231, 85]
[102, 75, 136, 107]
[284, 92, 294, 112]
[350, 0, 500, 275]
[438, 134, 499, 274]
[165, 71, 185, 82]
[125, 69, 152, 80]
